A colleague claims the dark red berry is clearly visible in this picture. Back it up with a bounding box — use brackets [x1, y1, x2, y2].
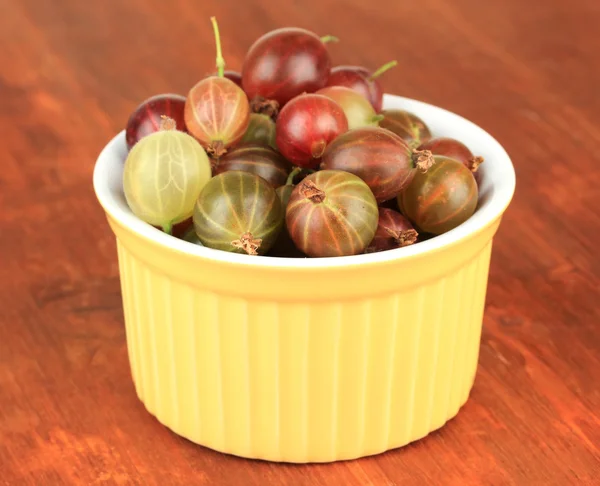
[417, 137, 484, 183]
[276, 94, 348, 169]
[325, 61, 397, 112]
[365, 208, 418, 253]
[242, 28, 332, 109]
[125, 94, 187, 150]
[320, 126, 434, 203]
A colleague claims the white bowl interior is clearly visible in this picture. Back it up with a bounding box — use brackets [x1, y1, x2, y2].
[93, 95, 515, 268]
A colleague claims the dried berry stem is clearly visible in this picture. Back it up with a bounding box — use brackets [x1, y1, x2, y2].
[369, 60, 398, 80]
[207, 140, 227, 158]
[468, 156, 484, 172]
[250, 96, 279, 119]
[231, 232, 262, 255]
[412, 149, 435, 172]
[300, 180, 326, 203]
[320, 35, 339, 44]
[210, 17, 225, 77]
[159, 115, 177, 131]
[385, 227, 418, 247]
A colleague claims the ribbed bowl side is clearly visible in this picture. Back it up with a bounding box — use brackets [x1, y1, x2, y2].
[115, 237, 492, 463]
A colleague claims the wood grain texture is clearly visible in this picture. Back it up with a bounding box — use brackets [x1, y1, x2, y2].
[0, 0, 599, 484]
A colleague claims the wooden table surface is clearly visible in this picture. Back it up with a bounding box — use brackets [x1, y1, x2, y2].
[1, 0, 599, 484]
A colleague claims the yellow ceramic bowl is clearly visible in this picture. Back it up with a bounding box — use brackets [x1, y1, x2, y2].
[93, 95, 515, 463]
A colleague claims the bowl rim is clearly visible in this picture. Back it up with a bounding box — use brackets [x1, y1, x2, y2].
[93, 94, 516, 269]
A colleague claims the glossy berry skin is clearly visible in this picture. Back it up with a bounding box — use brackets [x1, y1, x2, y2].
[212, 144, 290, 188]
[320, 126, 433, 203]
[399, 156, 478, 235]
[316, 86, 380, 129]
[417, 136, 484, 184]
[125, 94, 187, 150]
[193, 171, 284, 255]
[242, 28, 332, 107]
[326, 66, 383, 112]
[185, 76, 250, 157]
[365, 208, 418, 253]
[241, 113, 277, 150]
[286, 170, 378, 257]
[276, 94, 348, 169]
[379, 109, 431, 144]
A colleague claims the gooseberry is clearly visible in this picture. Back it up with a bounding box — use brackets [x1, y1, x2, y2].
[241, 28, 335, 112]
[316, 86, 384, 129]
[365, 208, 418, 253]
[185, 17, 250, 157]
[276, 94, 348, 169]
[417, 137, 484, 175]
[325, 61, 397, 112]
[193, 171, 284, 255]
[125, 93, 187, 150]
[212, 144, 290, 188]
[123, 117, 212, 233]
[285, 170, 378, 257]
[399, 155, 478, 235]
[320, 126, 434, 203]
[379, 109, 431, 145]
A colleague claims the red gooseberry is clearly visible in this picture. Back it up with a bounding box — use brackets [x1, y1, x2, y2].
[241, 28, 335, 113]
[417, 137, 484, 184]
[276, 94, 348, 169]
[365, 208, 418, 253]
[325, 61, 397, 112]
[320, 126, 434, 203]
[125, 93, 187, 150]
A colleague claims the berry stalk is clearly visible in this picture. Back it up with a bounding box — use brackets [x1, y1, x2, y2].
[211, 17, 225, 77]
